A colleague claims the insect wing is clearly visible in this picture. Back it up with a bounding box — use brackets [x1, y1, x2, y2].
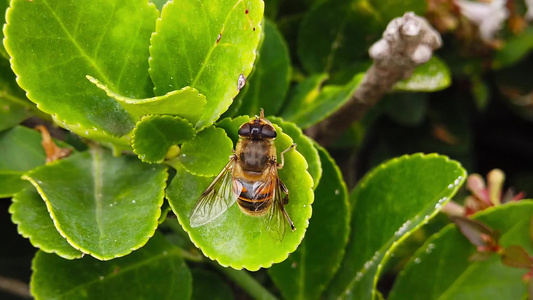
[189, 157, 241, 227]
[261, 170, 286, 241]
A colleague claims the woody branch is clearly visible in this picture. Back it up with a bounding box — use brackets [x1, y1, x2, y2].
[306, 12, 443, 146]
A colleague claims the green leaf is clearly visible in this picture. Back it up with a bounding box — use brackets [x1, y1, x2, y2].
[217, 114, 321, 187]
[166, 119, 314, 270]
[393, 56, 451, 92]
[389, 201, 533, 300]
[493, 27, 533, 69]
[192, 269, 234, 300]
[177, 126, 234, 177]
[236, 19, 291, 116]
[268, 116, 322, 189]
[4, 0, 159, 136]
[0, 99, 30, 132]
[24, 147, 168, 260]
[325, 153, 466, 300]
[0, 126, 46, 197]
[297, 0, 426, 74]
[10, 188, 82, 259]
[269, 145, 349, 300]
[281, 73, 328, 120]
[31, 233, 192, 300]
[0, 171, 30, 198]
[0, 126, 46, 171]
[149, 0, 264, 129]
[282, 73, 364, 129]
[132, 115, 196, 163]
[384, 93, 428, 127]
[87, 75, 206, 125]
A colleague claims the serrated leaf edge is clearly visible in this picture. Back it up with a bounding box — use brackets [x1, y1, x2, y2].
[342, 153, 467, 299]
[22, 150, 169, 261]
[172, 124, 315, 271]
[131, 114, 196, 164]
[9, 187, 83, 259]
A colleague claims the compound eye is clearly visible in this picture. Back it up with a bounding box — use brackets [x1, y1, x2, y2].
[238, 123, 251, 137]
[261, 125, 276, 138]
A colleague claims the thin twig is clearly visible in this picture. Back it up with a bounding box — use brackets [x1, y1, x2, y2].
[306, 12, 442, 145]
[0, 275, 32, 299]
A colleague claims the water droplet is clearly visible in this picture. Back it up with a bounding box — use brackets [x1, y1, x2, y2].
[335, 189, 340, 195]
[132, 200, 136, 204]
[237, 74, 246, 90]
[163, 251, 168, 256]
[454, 179, 460, 186]
[85, 130, 89, 135]
[109, 203, 113, 207]
[426, 243, 435, 254]
[448, 184, 454, 189]
[99, 276, 104, 281]
[303, 204, 306, 207]
[395, 220, 412, 236]
[414, 257, 421, 264]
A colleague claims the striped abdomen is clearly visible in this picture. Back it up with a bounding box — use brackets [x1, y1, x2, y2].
[236, 179, 274, 215]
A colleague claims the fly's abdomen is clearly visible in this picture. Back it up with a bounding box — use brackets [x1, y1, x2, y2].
[236, 180, 273, 215]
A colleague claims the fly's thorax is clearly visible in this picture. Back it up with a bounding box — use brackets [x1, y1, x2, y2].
[236, 138, 277, 174]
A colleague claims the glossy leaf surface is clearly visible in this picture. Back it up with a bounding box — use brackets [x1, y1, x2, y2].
[393, 57, 451, 92]
[236, 19, 290, 116]
[325, 153, 466, 300]
[88, 75, 206, 124]
[178, 126, 234, 177]
[10, 188, 82, 259]
[389, 201, 533, 300]
[167, 119, 314, 270]
[132, 115, 196, 163]
[5, 0, 159, 136]
[268, 116, 321, 189]
[24, 147, 168, 260]
[31, 233, 192, 300]
[269, 146, 349, 300]
[149, 0, 264, 129]
[282, 74, 363, 129]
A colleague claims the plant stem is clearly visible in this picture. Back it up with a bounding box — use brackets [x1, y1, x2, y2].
[0, 275, 31, 299]
[213, 263, 278, 300]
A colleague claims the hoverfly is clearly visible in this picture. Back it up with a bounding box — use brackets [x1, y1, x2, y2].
[189, 109, 296, 240]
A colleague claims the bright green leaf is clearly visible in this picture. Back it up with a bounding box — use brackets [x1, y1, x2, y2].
[149, 0, 264, 129]
[178, 126, 234, 177]
[0, 57, 33, 130]
[10, 188, 82, 259]
[325, 153, 466, 300]
[87, 75, 206, 125]
[268, 116, 322, 189]
[282, 73, 364, 129]
[216, 115, 253, 144]
[132, 115, 196, 163]
[31, 233, 192, 300]
[167, 119, 314, 270]
[192, 269, 234, 300]
[393, 57, 451, 92]
[4, 0, 159, 136]
[236, 19, 291, 116]
[24, 147, 168, 260]
[269, 145, 349, 300]
[389, 201, 533, 300]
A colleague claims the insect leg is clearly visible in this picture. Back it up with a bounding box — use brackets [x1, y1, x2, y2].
[278, 143, 296, 169]
[277, 179, 295, 231]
